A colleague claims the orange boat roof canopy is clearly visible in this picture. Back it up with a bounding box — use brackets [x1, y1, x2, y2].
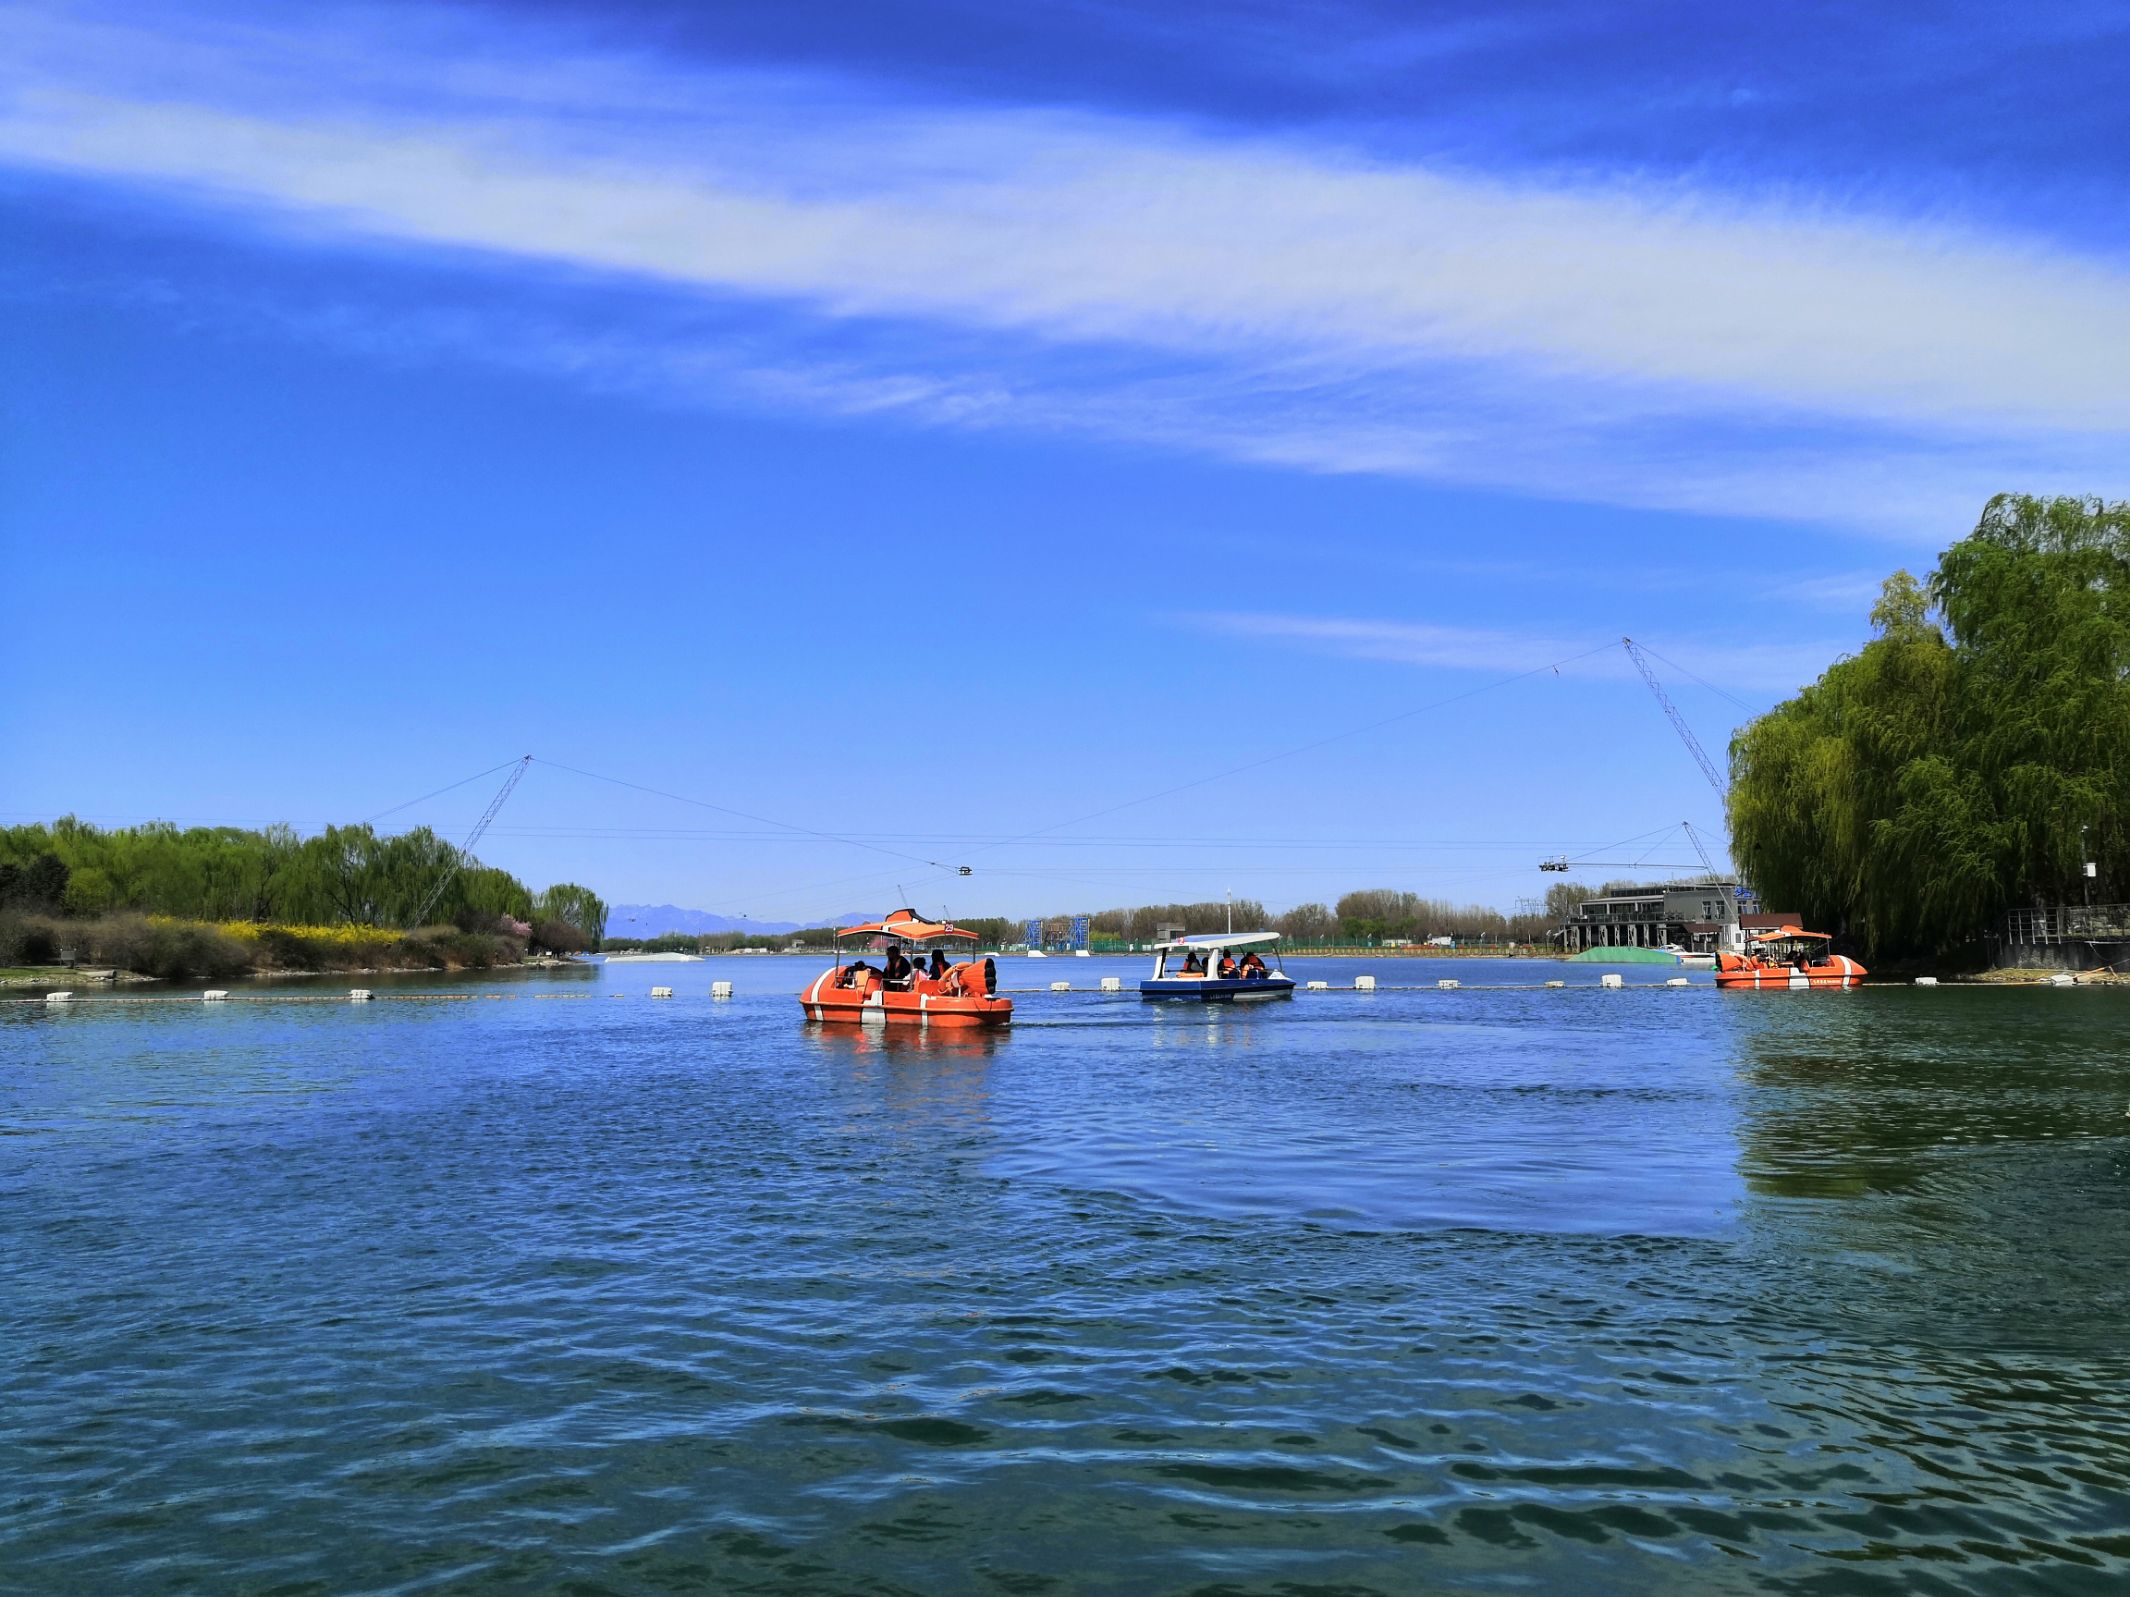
[1750, 925, 1831, 941]
[836, 908, 979, 946]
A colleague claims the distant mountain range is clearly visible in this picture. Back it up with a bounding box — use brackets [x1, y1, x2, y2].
[604, 904, 877, 939]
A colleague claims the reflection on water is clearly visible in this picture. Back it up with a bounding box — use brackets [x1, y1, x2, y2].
[1728, 989, 2130, 1365]
[993, 971, 1751, 1236]
[801, 1017, 1009, 1065]
[4, 962, 2128, 1593]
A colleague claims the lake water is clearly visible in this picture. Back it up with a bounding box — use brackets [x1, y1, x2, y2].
[6, 956, 2129, 1594]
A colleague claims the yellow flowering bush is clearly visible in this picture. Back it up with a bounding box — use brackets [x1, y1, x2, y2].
[127, 916, 519, 972]
[204, 920, 404, 949]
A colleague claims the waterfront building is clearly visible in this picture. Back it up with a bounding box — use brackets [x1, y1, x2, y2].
[1558, 879, 1796, 954]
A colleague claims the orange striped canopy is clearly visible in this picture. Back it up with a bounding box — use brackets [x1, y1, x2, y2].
[1750, 925, 1831, 941]
[837, 908, 978, 947]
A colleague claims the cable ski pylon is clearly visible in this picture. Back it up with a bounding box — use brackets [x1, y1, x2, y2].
[407, 755, 532, 929]
[1623, 636, 1726, 798]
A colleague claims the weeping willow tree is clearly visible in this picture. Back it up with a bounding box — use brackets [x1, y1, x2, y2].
[532, 882, 609, 950]
[1730, 495, 2130, 959]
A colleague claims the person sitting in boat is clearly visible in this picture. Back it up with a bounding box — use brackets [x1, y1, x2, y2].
[927, 949, 950, 982]
[1218, 953, 1239, 979]
[841, 961, 877, 989]
[884, 948, 916, 989]
[1181, 951, 1205, 975]
[1239, 951, 1268, 980]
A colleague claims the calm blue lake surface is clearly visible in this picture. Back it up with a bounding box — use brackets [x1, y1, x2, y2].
[5, 956, 2129, 1594]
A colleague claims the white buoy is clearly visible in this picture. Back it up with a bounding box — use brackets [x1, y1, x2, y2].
[1600, 973, 1624, 989]
[1915, 976, 1939, 986]
[349, 988, 373, 1002]
[1050, 980, 1071, 992]
[1665, 977, 1691, 987]
[202, 989, 229, 1001]
[711, 981, 734, 999]
[1074, 949, 1091, 958]
[1099, 976, 1121, 992]
[650, 986, 673, 998]
[1305, 980, 1329, 991]
[1544, 979, 1566, 989]
[1354, 975, 1377, 991]
[44, 991, 73, 1004]
[1437, 978, 1460, 990]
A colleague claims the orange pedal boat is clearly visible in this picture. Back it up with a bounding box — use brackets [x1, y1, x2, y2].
[1714, 926, 1865, 990]
[799, 908, 1012, 1027]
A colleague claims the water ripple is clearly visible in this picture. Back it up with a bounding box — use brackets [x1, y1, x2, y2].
[4, 965, 2129, 1592]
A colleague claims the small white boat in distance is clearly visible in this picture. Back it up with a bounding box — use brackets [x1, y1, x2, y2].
[1140, 931, 1296, 1003]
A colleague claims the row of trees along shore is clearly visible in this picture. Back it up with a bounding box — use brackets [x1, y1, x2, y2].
[0, 818, 607, 979]
[625, 892, 1562, 956]
[1729, 495, 2129, 962]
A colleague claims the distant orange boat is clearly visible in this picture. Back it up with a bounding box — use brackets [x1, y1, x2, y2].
[1714, 927, 1865, 989]
[799, 909, 1012, 1027]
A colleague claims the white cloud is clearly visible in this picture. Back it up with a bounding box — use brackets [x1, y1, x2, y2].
[2, 2, 2126, 530]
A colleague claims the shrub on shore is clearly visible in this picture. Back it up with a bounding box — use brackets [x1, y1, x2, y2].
[529, 917, 592, 955]
[404, 927, 519, 970]
[0, 911, 529, 978]
[0, 913, 59, 967]
[0, 912, 253, 981]
[229, 920, 523, 972]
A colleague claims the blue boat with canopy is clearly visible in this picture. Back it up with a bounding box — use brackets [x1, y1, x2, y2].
[1139, 930, 1295, 1002]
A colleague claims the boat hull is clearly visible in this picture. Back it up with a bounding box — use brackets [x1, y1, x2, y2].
[1713, 955, 1864, 990]
[1140, 978, 1295, 1003]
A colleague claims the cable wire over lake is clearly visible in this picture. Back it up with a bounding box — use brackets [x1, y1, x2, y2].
[357, 637, 1650, 924]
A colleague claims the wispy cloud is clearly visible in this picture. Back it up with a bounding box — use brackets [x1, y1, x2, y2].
[1179, 610, 1847, 696]
[1759, 570, 1895, 615]
[2, 2, 2126, 531]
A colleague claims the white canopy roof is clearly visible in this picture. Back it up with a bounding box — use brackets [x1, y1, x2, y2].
[1152, 930, 1282, 951]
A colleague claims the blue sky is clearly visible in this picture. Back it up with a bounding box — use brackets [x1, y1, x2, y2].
[4, 0, 2127, 923]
